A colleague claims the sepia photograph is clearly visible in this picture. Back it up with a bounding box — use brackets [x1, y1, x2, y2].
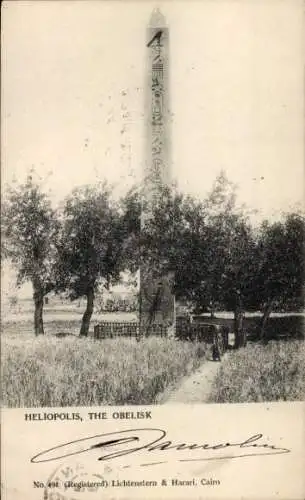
[1, 0, 304, 413]
[2, 2, 305, 500]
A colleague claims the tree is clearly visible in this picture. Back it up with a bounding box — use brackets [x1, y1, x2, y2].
[219, 217, 258, 347]
[55, 182, 138, 337]
[118, 185, 141, 274]
[140, 173, 257, 347]
[2, 176, 59, 335]
[197, 173, 261, 347]
[140, 184, 210, 301]
[255, 212, 305, 340]
[284, 212, 305, 308]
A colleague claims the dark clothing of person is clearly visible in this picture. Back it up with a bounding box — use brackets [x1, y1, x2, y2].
[212, 327, 222, 361]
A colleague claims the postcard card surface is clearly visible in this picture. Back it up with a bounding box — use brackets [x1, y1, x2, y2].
[1, 1, 304, 499]
[2, 403, 305, 500]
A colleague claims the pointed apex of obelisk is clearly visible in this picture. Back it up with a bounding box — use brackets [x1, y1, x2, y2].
[149, 7, 167, 27]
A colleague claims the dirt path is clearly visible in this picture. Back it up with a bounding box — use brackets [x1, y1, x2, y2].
[161, 353, 228, 404]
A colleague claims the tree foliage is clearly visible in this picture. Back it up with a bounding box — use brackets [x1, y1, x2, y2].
[140, 174, 253, 345]
[139, 173, 304, 345]
[2, 172, 303, 344]
[55, 182, 139, 336]
[254, 212, 305, 339]
[2, 175, 59, 335]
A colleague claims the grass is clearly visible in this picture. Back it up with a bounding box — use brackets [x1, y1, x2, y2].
[1, 334, 208, 407]
[1, 319, 82, 337]
[208, 340, 305, 403]
[1, 313, 137, 337]
[2, 312, 304, 407]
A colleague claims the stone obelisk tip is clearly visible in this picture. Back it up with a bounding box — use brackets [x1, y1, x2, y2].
[149, 7, 167, 27]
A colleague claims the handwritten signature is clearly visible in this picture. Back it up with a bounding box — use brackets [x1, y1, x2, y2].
[30, 428, 290, 467]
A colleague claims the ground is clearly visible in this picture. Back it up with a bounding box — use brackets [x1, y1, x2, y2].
[1, 300, 304, 406]
[160, 353, 228, 404]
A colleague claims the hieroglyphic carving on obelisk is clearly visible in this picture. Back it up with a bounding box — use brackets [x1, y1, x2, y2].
[140, 8, 175, 335]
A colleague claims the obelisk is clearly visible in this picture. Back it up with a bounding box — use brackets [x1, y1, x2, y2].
[139, 8, 175, 336]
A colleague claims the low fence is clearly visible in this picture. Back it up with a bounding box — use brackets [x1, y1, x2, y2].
[93, 320, 230, 349]
[94, 322, 138, 339]
[93, 322, 168, 339]
[176, 321, 229, 349]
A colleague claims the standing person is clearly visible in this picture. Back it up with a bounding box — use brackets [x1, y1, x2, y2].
[212, 325, 222, 361]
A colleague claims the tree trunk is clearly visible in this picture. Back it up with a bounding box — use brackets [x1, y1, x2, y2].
[33, 287, 44, 336]
[234, 307, 246, 349]
[233, 290, 247, 349]
[80, 288, 94, 337]
[259, 300, 273, 342]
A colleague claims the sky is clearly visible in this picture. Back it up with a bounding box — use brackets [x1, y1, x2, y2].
[2, 0, 304, 218]
[1, 0, 304, 297]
